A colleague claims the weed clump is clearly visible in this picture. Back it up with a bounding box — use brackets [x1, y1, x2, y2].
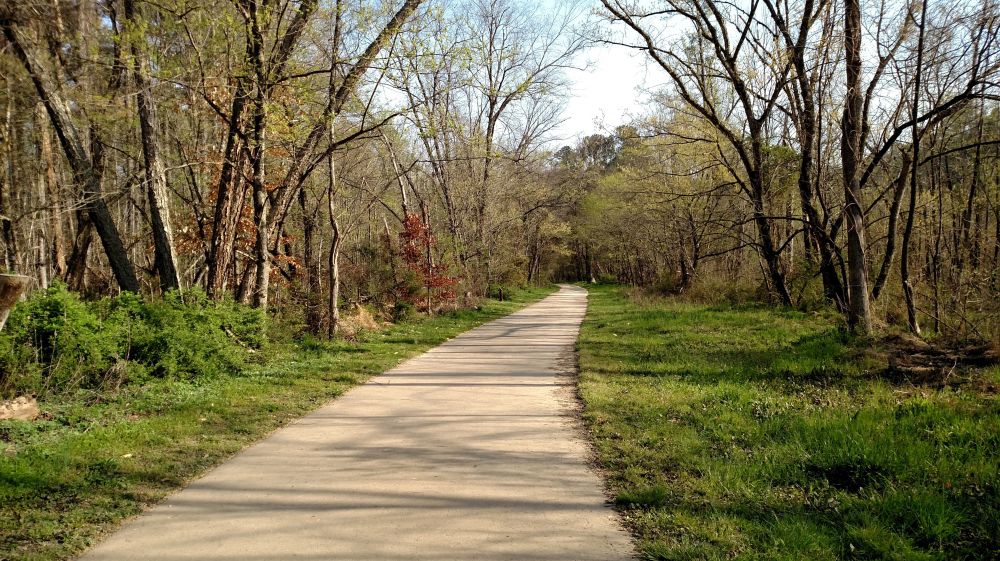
[616, 484, 671, 507]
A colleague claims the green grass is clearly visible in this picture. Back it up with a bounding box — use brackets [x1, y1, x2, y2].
[577, 285, 1000, 561]
[0, 285, 555, 561]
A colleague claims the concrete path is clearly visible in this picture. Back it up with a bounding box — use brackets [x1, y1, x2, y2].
[81, 285, 634, 561]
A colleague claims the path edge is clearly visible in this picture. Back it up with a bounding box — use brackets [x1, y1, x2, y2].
[555, 284, 640, 559]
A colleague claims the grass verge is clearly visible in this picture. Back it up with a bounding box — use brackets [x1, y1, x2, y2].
[577, 284, 999, 561]
[0, 285, 555, 561]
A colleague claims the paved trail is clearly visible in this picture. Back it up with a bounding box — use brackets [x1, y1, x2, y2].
[82, 285, 634, 561]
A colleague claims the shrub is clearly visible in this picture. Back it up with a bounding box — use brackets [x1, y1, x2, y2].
[114, 289, 266, 380]
[392, 300, 416, 322]
[0, 283, 267, 398]
[0, 283, 124, 396]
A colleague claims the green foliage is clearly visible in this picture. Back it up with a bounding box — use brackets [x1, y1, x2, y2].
[579, 285, 1000, 561]
[0, 284, 266, 398]
[392, 300, 417, 322]
[107, 288, 266, 381]
[0, 283, 122, 396]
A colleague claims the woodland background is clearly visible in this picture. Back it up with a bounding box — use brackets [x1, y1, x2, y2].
[0, 0, 998, 342]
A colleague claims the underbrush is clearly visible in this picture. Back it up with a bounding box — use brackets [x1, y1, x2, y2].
[578, 285, 1000, 561]
[0, 283, 265, 399]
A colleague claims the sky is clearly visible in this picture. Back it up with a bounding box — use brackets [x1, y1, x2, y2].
[548, 25, 659, 146]
[376, 0, 661, 150]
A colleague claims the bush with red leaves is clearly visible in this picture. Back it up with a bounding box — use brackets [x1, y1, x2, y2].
[397, 214, 459, 310]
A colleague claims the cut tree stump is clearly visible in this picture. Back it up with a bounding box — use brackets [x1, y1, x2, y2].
[0, 274, 31, 332]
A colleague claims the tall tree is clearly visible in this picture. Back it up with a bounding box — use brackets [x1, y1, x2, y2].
[123, 0, 182, 291]
[1, 13, 140, 292]
[841, 0, 874, 333]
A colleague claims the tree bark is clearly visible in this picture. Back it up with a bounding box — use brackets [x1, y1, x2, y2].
[328, 217, 342, 338]
[327, 97, 340, 338]
[206, 35, 252, 299]
[124, 0, 181, 292]
[38, 103, 66, 277]
[66, 210, 94, 291]
[840, 0, 873, 334]
[247, 1, 270, 309]
[0, 97, 17, 272]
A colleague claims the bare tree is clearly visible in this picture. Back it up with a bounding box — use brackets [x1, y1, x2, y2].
[601, 0, 796, 305]
[2, 11, 140, 292]
[123, 0, 182, 291]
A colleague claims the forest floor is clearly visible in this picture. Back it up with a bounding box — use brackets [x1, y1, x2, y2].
[577, 284, 1000, 561]
[0, 286, 554, 561]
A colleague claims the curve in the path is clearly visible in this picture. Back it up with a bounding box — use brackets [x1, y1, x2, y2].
[81, 285, 635, 561]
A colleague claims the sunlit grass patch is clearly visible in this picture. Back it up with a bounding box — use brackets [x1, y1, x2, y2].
[578, 284, 1000, 560]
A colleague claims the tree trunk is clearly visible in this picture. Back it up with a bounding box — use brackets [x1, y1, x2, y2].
[678, 241, 692, 292]
[872, 152, 912, 300]
[206, 82, 250, 298]
[67, 211, 94, 290]
[0, 80, 18, 272]
[328, 218, 341, 338]
[251, 171, 270, 309]
[248, 6, 269, 310]
[840, 0, 873, 334]
[751, 180, 793, 305]
[38, 103, 66, 277]
[0, 156, 16, 273]
[300, 187, 322, 333]
[124, 0, 181, 292]
[956, 101, 985, 275]
[327, 108, 340, 338]
[3, 23, 140, 292]
[901, 0, 927, 335]
[788, 17, 847, 311]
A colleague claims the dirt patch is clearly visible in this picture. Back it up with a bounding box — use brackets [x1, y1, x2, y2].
[878, 333, 999, 391]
